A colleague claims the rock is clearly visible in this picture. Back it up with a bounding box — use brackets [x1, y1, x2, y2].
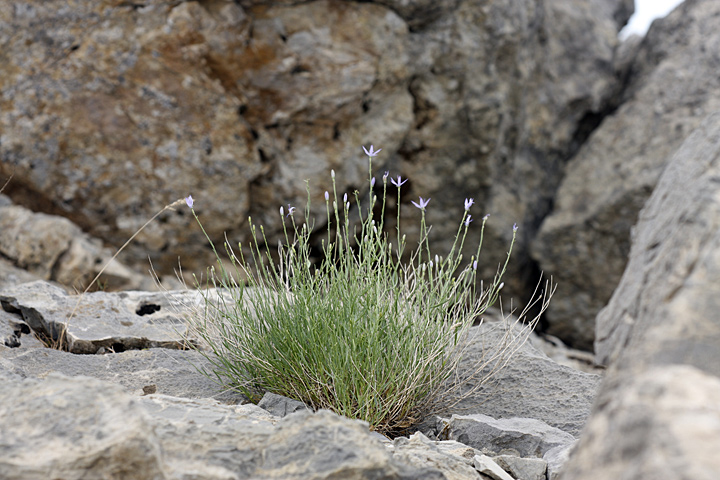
[532, 0, 720, 348]
[473, 455, 514, 480]
[258, 391, 310, 417]
[391, 432, 483, 480]
[0, 308, 44, 350]
[0, 281, 197, 353]
[543, 443, 574, 480]
[442, 414, 575, 458]
[562, 366, 720, 480]
[435, 319, 601, 437]
[0, 371, 453, 479]
[594, 110, 720, 368]
[0, 346, 246, 403]
[0, 199, 154, 292]
[0, 374, 168, 479]
[0, 0, 632, 308]
[561, 111, 720, 479]
[493, 455, 546, 480]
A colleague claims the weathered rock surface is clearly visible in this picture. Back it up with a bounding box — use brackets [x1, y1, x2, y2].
[437, 320, 601, 437]
[562, 366, 720, 480]
[0, 278, 598, 478]
[0, 280, 197, 353]
[533, 0, 720, 348]
[561, 111, 720, 479]
[0, 196, 153, 292]
[0, 0, 632, 310]
[0, 373, 452, 479]
[444, 414, 575, 458]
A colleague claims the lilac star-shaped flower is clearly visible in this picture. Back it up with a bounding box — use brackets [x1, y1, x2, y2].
[390, 176, 407, 188]
[464, 198, 474, 211]
[411, 197, 430, 210]
[362, 145, 382, 157]
[185, 195, 194, 208]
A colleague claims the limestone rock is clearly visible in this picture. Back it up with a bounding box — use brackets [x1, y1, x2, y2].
[493, 455, 546, 480]
[258, 391, 310, 418]
[443, 414, 575, 458]
[0, 195, 156, 292]
[532, 0, 720, 348]
[594, 110, 720, 368]
[473, 455, 514, 480]
[561, 111, 720, 479]
[0, 346, 246, 403]
[436, 320, 601, 437]
[0, 374, 168, 479]
[562, 366, 720, 480]
[0, 281, 199, 353]
[391, 432, 482, 480]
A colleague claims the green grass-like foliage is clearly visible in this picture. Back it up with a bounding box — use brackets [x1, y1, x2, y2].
[186, 153, 523, 435]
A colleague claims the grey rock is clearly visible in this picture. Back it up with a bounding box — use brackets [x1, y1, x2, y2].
[0, 257, 44, 290]
[0, 281, 197, 353]
[533, 0, 720, 349]
[473, 455, 514, 480]
[0, 308, 44, 350]
[0, 374, 168, 479]
[493, 455, 546, 480]
[561, 111, 720, 479]
[444, 414, 575, 458]
[391, 432, 482, 480]
[594, 109, 720, 369]
[0, 346, 246, 403]
[436, 319, 601, 437]
[543, 443, 574, 480]
[0, 201, 153, 292]
[0, 372, 449, 479]
[258, 391, 310, 417]
[562, 366, 720, 480]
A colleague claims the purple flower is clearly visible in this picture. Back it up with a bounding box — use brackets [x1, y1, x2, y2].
[473, 260, 478, 270]
[464, 198, 474, 211]
[362, 145, 382, 157]
[390, 175, 407, 188]
[280, 206, 284, 216]
[185, 195, 194, 208]
[370, 177, 376, 188]
[513, 223, 518, 232]
[325, 191, 330, 201]
[383, 171, 389, 180]
[465, 215, 473, 226]
[411, 197, 430, 210]
[483, 214, 491, 221]
[287, 205, 296, 217]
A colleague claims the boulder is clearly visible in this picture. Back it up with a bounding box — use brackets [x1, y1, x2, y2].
[0, 0, 632, 309]
[533, 0, 720, 349]
[436, 319, 601, 437]
[0, 198, 153, 292]
[562, 366, 720, 480]
[561, 111, 720, 479]
[493, 455, 547, 480]
[442, 414, 575, 458]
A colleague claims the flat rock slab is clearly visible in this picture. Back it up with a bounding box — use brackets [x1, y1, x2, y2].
[445, 414, 576, 458]
[0, 373, 445, 479]
[438, 320, 602, 438]
[0, 345, 245, 403]
[0, 280, 201, 353]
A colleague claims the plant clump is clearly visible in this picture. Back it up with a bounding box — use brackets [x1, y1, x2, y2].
[185, 145, 552, 435]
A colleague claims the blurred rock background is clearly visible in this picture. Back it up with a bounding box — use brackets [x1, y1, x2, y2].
[1, 0, 713, 352]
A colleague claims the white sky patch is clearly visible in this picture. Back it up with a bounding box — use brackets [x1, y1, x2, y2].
[619, 0, 686, 39]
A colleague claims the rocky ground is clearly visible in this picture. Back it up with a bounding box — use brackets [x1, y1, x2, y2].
[0, 280, 599, 479]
